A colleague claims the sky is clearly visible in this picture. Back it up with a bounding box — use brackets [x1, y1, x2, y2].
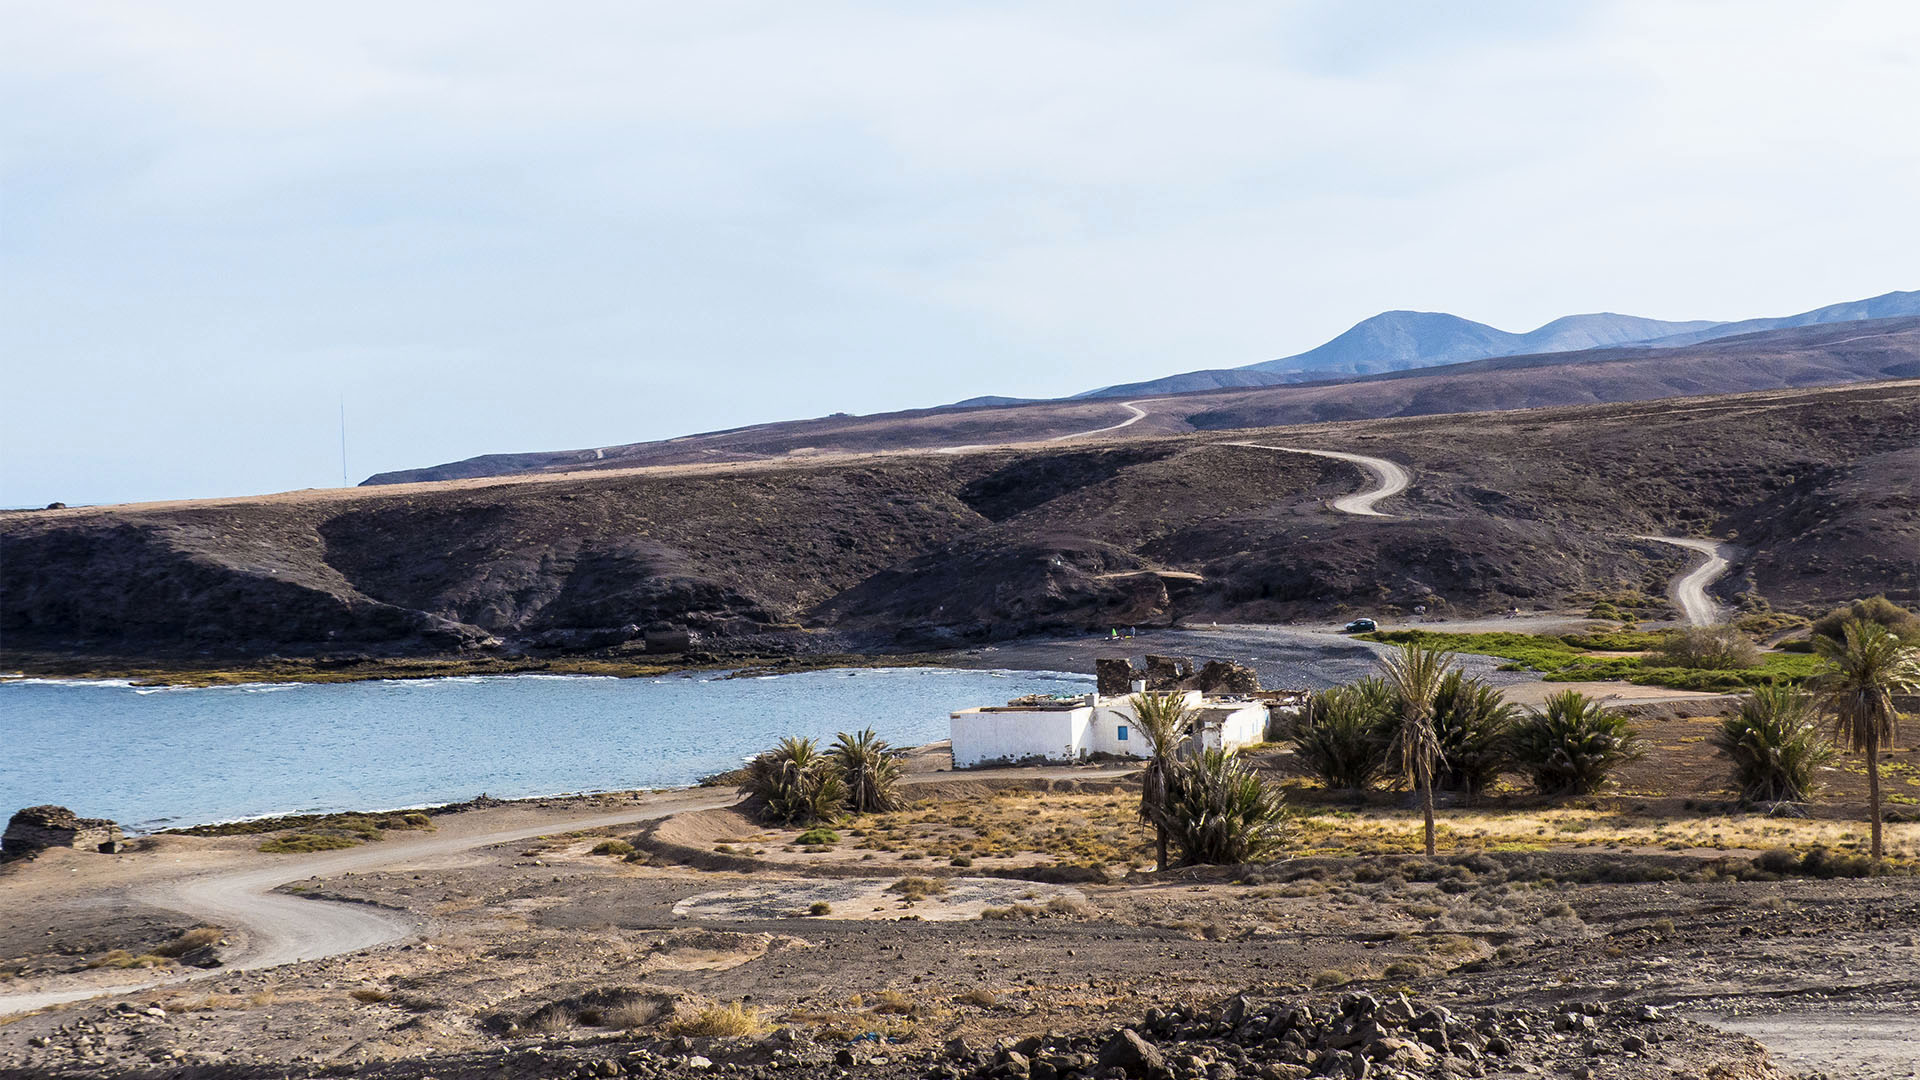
[4, 1, 1919, 506]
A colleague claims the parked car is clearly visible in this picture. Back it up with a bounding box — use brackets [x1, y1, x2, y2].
[1342, 618, 1377, 633]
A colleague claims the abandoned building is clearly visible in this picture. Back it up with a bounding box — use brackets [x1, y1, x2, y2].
[2, 804, 123, 859]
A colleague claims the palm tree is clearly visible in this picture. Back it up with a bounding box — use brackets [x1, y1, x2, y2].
[1377, 642, 1456, 856]
[832, 728, 903, 814]
[1130, 691, 1196, 871]
[1149, 749, 1289, 866]
[742, 737, 847, 825]
[1810, 619, 1920, 864]
[1510, 690, 1643, 796]
[1711, 686, 1833, 803]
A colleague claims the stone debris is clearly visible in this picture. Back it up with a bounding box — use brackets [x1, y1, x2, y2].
[2, 804, 122, 859]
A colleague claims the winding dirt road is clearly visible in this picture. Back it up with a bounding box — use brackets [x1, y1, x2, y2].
[0, 766, 1134, 1017]
[0, 790, 736, 1016]
[1636, 535, 1735, 626]
[1049, 400, 1151, 441]
[1225, 443, 1411, 517]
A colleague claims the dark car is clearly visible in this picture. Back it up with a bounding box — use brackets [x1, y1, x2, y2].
[1342, 618, 1377, 633]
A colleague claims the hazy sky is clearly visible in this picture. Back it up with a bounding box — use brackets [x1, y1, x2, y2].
[5, 1, 1918, 506]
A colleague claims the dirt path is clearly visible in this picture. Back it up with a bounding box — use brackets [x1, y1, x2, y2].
[1694, 1010, 1920, 1080]
[1223, 442, 1411, 517]
[1048, 400, 1151, 441]
[1636, 535, 1735, 626]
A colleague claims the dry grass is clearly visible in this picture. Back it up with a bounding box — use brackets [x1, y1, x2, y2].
[664, 1001, 767, 1038]
[855, 793, 1151, 868]
[348, 988, 391, 1004]
[1286, 802, 1920, 859]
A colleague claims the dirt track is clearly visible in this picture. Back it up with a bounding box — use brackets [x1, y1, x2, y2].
[1223, 441, 1411, 517]
[1637, 535, 1736, 625]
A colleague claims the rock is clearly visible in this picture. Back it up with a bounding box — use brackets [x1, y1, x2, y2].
[685, 1056, 712, 1070]
[1634, 1005, 1664, 1022]
[1097, 1029, 1167, 1077]
[833, 1049, 856, 1067]
[1483, 1037, 1511, 1057]
[947, 1037, 981, 1062]
[177, 945, 222, 968]
[1366, 1038, 1432, 1068]
[1621, 1035, 1647, 1053]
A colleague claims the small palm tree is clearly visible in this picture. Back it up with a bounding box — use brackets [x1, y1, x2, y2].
[832, 728, 903, 815]
[1430, 670, 1517, 797]
[1131, 691, 1196, 872]
[1293, 678, 1395, 791]
[1712, 686, 1833, 803]
[1810, 619, 1920, 864]
[1377, 643, 1456, 856]
[1510, 690, 1643, 796]
[742, 737, 846, 825]
[1149, 749, 1288, 866]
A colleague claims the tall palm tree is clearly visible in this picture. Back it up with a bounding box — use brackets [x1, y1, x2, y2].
[1131, 691, 1196, 871]
[1377, 642, 1457, 856]
[1811, 619, 1920, 864]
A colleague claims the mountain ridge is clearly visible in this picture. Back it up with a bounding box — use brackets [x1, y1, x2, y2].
[1074, 289, 1917, 399]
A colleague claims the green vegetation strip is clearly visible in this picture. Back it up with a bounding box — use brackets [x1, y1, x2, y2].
[1359, 630, 1818, 691]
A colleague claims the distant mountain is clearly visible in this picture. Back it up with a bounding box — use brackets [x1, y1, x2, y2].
[1076, 290, 1916, 400]
[1633, 289, 1920, 347]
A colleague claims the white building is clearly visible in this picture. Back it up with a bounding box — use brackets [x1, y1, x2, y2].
[949, 690, 1270, 769]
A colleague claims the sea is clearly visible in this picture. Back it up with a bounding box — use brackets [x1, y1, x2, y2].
[0, 667, 1092, 832]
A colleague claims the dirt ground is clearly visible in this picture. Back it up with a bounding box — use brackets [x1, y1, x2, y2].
[3, 724, 1919, 1080]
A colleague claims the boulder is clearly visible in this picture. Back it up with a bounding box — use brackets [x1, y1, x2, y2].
[1097, 1029, 1167, 1077]
[1142, 655, 1193, 690]
[3, 805, 122, 859]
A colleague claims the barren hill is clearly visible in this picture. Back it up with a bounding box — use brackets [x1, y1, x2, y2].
[368, 316, 1920, 486]
[5, 381, 1914, 665]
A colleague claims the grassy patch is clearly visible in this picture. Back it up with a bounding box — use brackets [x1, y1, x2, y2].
[1360, 629, 1818, 690]
[590, 839, 636, 857]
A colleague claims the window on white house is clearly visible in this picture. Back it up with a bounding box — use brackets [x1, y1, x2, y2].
[1117, 725, 1129, 741]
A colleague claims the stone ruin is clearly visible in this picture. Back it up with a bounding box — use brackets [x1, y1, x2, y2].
[2, 805, 123, 860]
[1096, 654, 1263, 697]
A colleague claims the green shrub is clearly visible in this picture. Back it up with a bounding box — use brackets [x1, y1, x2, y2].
[590, 839, 636, 857]
[1712, 687, 1833, 802]
[1149, 749, 1288, 866]
[1510, 691, 1644, 796]
[808, 901, 832, 916]
[1810, 596, 1920, 645]
[1653, 625, 1762, 670]
[1293, 677, 1395, 790]
[742, 736, 847, 825]
[795, 827, 840, 846]
[1430, 670, 1516, 795]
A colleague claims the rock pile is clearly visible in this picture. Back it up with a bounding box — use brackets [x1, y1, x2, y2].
[1095, 656, 1264, 697]
[937, 992, 1759, 1080]
[2, 805, 122, 859]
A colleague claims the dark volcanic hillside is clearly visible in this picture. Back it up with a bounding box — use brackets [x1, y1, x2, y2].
[5, 381, 1915, 665]
[367, 316, 1920, 486]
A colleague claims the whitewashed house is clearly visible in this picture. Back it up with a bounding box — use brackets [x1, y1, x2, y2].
[949, 690, 1269, 769]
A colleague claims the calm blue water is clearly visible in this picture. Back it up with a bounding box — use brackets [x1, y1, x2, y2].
[0, 668, 1091, 831]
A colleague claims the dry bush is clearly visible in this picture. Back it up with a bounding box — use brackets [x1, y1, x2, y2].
[349, 988, 391, 1004]
[590, 839, 636, 857]
[955, 987, 998, 1008]
[869, 990, 917, 1015]
[152, 927, 222, 958]
[665, 1001, 767, 1038]
[1653, 625, 1761, 670]
[887, 877, 947, 902]
[602, 1001, 668, 1030]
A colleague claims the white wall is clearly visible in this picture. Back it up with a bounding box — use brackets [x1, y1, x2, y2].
[1198, 703, 1269, 753]
[1087, 691, 1203, 758]
[949, 706, 1091, 768]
